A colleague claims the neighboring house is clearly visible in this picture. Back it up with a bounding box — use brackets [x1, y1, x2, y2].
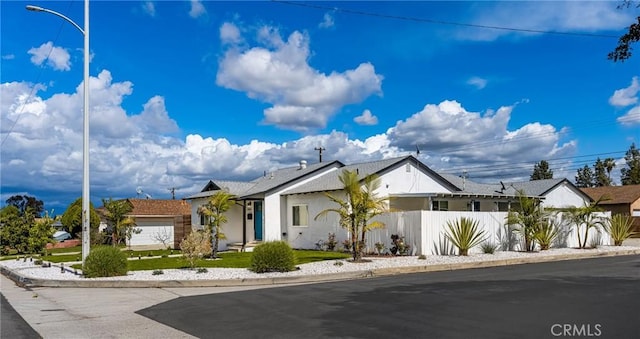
[188, 155, 593, 251]
[581, 185, 640, 236]
[99, 199, 192, 249]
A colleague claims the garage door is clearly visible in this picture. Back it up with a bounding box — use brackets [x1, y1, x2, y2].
[129, 218, 175, 247]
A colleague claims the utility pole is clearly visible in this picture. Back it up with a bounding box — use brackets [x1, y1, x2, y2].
[314, 146, 326, 163]
[168, 187, 176, 200]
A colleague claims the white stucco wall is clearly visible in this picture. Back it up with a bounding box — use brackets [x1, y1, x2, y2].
[285, 192, 348, 249]
[377, 163, 452, 196]
[188, 197, 251, 250]
[542, 182, 590, 208]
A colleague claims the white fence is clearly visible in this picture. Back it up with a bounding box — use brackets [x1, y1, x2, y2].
[364, 211, 612, 255]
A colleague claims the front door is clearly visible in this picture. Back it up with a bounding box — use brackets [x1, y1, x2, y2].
[254, 201, 263, 240]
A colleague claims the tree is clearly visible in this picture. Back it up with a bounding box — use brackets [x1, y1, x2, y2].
[101, 198, 138, 247]
[530, 160, 554, 180]
[315, 169, 388, 261]
[594, 158, 613, 187]
[60, 198, 101, 237]
[0, 206, 53, 254]
[604, 157, 616, 185]
[356, 174, 388, 250]
[563, 198, 607, 249]
[0, 206, 30, 254]
[506, 191, 547, 252]
[608, 0, 640, 62]
[5, 195, 44, 217]
[621, 143, 640, 185]
[575, 165, 595, 188]
[197, 191, 234, 258]
[29, 212, 55, 254]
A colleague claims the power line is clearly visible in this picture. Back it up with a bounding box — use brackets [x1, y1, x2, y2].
[272, 0, 620, 39]
[439, 151, 627, 174]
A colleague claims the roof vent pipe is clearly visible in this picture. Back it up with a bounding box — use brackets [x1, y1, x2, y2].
[299, 160, 307, 170]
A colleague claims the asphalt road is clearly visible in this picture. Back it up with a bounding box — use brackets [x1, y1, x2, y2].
[137, 255, 640, 339]
[1, 292, 41, 339]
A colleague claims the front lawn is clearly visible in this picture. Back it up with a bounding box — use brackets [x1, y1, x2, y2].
[69, 250, 349, 271]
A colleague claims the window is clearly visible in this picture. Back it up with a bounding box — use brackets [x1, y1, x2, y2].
[497, 202, 510, 212]
[432, 200, 448, 211]
[468, 201, 480, 212]
[292, 205, 309, 226]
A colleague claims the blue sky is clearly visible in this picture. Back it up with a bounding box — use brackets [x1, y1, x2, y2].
[1, 0, 639, 214]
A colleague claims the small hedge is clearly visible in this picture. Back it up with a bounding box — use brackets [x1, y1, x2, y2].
[250, 241, 296, 273]
[82, 246, 128, 278]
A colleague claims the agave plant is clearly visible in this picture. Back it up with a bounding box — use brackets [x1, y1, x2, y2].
[605, 214, 637, 246]
[445, 217, 486, 256]
[533, 217, 561, 250]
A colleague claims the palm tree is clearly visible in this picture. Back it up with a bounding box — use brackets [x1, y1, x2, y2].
[197, 190, 235, 258]
[315, 169, 388, 261]
[506, 190, 546, 251]
[357, 174, 388, 250]
[563, 198, 606, 249]
[604, 158, 616, 185]
[102, 198, 137, 247]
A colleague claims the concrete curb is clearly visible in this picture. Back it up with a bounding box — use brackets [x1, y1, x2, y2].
[3, 249, 640, 288]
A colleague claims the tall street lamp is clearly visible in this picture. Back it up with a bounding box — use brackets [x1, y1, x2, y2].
[27, 1, 91, 265]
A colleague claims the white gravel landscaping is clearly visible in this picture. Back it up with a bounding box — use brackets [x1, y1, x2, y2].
[2, 246, 638, 282]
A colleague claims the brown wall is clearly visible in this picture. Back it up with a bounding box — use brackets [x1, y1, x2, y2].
[173, 214, 192, 249]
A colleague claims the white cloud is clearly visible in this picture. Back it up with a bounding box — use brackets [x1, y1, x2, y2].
[386, 100, 575, 168]
[319, 13, 335, 28]
[2, 54, 15, 60]
[456, 2, 633, 41]
[142, 1, 156, 17]
[467, 76, 487, 90]
[610, 76, 640, 127]
[354, 109, 378, 125]
[189, 0, 207, 19]
[216, 25, 383, 131]
[617, 106, 640, 126]
[609, 76, 639, 107]
[1, 72, 575, 213]
[220, 22, 243, 45]
[28, 42, 71, 71]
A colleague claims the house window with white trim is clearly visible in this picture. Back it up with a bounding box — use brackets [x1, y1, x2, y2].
[468, 201, 480, 212]
[432, 200, 448, 211]
[292, 205, 309, 226]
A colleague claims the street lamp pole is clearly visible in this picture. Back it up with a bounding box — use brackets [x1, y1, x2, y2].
[27, 1, 91, 265]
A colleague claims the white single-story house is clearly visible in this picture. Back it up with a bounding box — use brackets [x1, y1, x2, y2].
[187, 156, 598, 253]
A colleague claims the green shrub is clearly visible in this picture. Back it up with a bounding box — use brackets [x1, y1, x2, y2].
[481, 242, 498, 254]
[152, 269, 164, 275]
[82, 246, 128, 278]
[418, 254, 427, 260]
[250, 241, 296, 273]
